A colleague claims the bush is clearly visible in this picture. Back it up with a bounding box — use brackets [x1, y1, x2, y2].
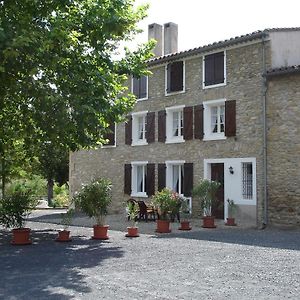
[51, 183, 69, 208]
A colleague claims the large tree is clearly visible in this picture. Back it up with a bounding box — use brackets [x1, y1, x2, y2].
[0, 0, 154, 192]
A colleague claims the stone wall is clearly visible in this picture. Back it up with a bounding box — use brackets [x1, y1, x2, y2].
[70, 41, 267, 226]
[266, 73, 300, 226]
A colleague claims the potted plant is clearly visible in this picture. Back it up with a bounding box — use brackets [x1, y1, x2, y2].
[192, 179, 220, 228]
[226, 199, 237, 226]
[152, 188, 180, 233]
[56, 208, 74, 242]
[125, 200, 139, 237]
[0, 188, 37, 245]
[178, 198, 192, 231]
[74, 178, 112, 240]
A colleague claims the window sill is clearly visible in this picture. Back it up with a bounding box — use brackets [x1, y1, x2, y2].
[131, 141, 148, 146]
[203, 135, 226, 141]
[131, 193, 148, 198]
[165, 90, 185, 97]
[137, 97, 148, 102]
[101, 144, 117, 148]
[165, 138, 185, 144]
[203, 82, 226, 90]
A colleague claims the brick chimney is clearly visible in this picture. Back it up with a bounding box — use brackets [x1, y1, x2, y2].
[148, 23, 163, 57]
[164, 22, 178, 55]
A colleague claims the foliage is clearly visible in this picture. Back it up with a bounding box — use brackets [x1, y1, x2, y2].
[73, 178, 112, 226]
[0, 187, 37, 229]
[152, 188, 184, 221]
[227, 199, 237, 218]
[61, 208, 74, 230]
[180, 198, 191, 221]
[51, 183, 69, 208]
[192, 179, 221, 217]
[126, 201, 139, 227]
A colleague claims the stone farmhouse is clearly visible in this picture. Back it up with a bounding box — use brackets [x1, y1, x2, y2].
[70, 23, 300, 227]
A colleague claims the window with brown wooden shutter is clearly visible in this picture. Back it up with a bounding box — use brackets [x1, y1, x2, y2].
[146, 112, 155, 143]
[158, 110, 166, 142]
[158, 163, 166, 192]
[124, 164, 131, 195]
[132, 75, 148, 100]
[194, 104, 204, 139]
[125, 116, 132, 145]
[166, 61, 184, 93]
[183, 163, 193, 197]
[146, 163, 155, 196]
[183, 106, 193, 140]
[225, 100, 236, 137]
[102, 123, 115, 146]
[204, 51, 225, 87]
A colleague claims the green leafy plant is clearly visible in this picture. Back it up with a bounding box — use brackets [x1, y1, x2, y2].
[152, 188, 184, 221]
[61, 208, 75, 230]
[192, 179, 221, 216]
[126, 201, 139, 227]
[73, 178, 112, 226]
[180, 198, 191, 221]
[227, 199, 237, 218]
[52, 183, 69, 208]
[0, 188, 37, 229]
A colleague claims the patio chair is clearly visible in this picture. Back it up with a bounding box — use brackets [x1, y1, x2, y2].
[137, 200, 156, 222]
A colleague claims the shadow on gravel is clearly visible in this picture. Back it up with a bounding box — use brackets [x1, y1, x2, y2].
[0, 229, 124, 300]
[152, 229, 300, 251]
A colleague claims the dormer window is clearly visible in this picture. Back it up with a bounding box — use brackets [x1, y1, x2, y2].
[166, 61, 185, 94]
[132, 75, 148, 100]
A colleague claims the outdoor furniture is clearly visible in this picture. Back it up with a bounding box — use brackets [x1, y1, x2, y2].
[137, 200, 156, 222]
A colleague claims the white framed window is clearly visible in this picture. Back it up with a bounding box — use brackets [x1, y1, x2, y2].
[165, 60, 185, 96]
[131, 161, 148, 197]
[166, 105, 185, 143]
[132, 75, 148, 101]
[202, 50, 226, 89]
[132, 111, 148, 146]
[166, 160, 185, 195]
[203, 99, 226, 141]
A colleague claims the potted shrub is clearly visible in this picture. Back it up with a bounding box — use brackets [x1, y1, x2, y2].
[0, 188, 37, 245]
[226, 199, 237, 226]
[56, 208, 74, 242]
[152, 188, 180, 233]
[192, 179, 220, 228]
[125, 200, 139, 237]
[178, 198, 192, 231]
[74, 178, 112, 240]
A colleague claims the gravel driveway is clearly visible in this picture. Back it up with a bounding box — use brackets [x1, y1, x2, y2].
[0, 210, 299, 299]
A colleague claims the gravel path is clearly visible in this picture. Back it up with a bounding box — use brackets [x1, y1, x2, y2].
[0, 210, 299, 299]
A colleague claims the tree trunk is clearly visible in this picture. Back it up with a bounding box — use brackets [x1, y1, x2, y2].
[1, 156, 5, 199]
[47, 178, 54, 206]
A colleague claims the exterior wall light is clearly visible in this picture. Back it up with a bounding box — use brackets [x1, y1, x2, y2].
[229, 166, 234, 174]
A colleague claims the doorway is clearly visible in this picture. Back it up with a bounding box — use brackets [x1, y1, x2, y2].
[211, 163, 224, 219]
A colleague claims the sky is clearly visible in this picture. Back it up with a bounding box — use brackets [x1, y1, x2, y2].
[130, 0, 300, 52]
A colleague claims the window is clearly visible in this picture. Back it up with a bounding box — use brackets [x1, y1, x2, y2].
[166, 61, 185, 94]
[102, 123, 116, 147]
[166, 106, 185, 143]
[131, 162, 148, 197]
[132, 111, 148, 146]
[203, 99, 226, 140]
[166, 162, 184, 195]
[203, 51, 226, 88]
[132, 75, 148, 100]
[242, 163, 253, 199]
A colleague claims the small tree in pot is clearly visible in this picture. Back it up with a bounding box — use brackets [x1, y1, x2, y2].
[192, 179, 220, 228]
[178, 198, 192, 231]
[226, 199, 237, 226]
[0, 186, 37, 245]
[125, 200, 140, 237]
[74, 178, 112, 240]
[56, 208, 74, 242]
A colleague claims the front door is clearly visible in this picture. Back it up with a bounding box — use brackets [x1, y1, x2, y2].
[211, 163, 224, 219]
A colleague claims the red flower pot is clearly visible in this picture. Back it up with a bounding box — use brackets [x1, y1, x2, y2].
[179, 221, 192, 231]
[11, 228, 32, 245]
[225, 217, 237, 226]
[202, 216, 216, 228]
[156, 220, 171, 233]
[125, 227, 139, 238]
[92, 225, 109, 240]
[56, 230, 72, 242]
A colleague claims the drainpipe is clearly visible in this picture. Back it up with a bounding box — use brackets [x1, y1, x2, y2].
[261, 33, 268, 228]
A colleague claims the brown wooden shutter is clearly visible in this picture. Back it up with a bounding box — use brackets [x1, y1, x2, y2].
[225, 100, 236, 137]
[146, 163, 155, 196]
[158, 163, 166, 192]
[183, 163, 193, 197]
[125, 116, 132, 145]
[170, 61, 183, 92]
[132, 77, 139, 98]
[194, 104, 204, 139]
[204, 54, 214, 86]
[124, 164, 131, 195]
[158, 110, 166, 142]
[140, 76, 147, 99]
[146, 112, 155, 143]
[103, 123, 115, 146]
[166, 64, 171, 93]
[214, 52, 225, 84]
[183, 106, 193, 140]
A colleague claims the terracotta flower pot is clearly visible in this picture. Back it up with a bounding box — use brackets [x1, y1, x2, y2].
[156, 220, 171, 233]
[125, 227, 139, 238]
[179, 221, 192, 231]
[225, 217, 237, 226]
[92, 225, 109, 240]
[202, 216, 216, 228]
[11, 228, 32, 245]
[56, 230, 72, 242]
